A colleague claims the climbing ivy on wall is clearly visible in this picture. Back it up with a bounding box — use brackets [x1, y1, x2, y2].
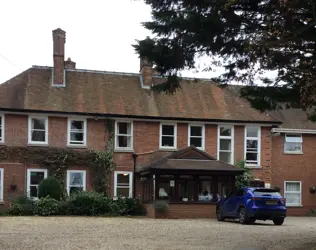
[0, 119, 116, 194]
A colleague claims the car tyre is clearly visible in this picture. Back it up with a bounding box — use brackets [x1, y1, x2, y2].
[239, 207, 249, 224]
[216, 206, 225, 221]
[273, 218, 284, 226]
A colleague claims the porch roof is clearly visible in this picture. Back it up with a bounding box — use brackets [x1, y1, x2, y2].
[136, 146, 243, 175]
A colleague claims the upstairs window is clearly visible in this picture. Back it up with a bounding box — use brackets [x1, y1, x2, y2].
[160, 123, 177, 149]
[115, 121, 133, 150]
[284, 134, 302, 153]
[245, 127, 260, 167]
[188, 124, 205, 150]
[28, 116, 48, 144]
[68, 119, 87, 146]
[218, 126, 234, 164]
[0, 114, 4, 143]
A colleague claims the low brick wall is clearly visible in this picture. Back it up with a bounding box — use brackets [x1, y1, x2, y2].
[144, 203, 217, 219]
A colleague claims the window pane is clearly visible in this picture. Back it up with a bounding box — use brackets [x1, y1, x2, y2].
[116, 188, 130, 197]
[246, 153, 258, 161]
[220, 139, 231, 150]
[246, 140, 258, 150]
[118, 122, 131, 135]
[285, 193, 300, 205]
[220, 127, 231, 136]
[118, 136, 131, 148]
[69, 173, 83, 186]
[246, 127, 258, 137]
[71, 121, 83, 130]
[162, 125, 174, 136]
[190, 137, 202, 148]
[70, 132, 84, 142]
[31, 131, 45, 142]
[219, 152, 231, 163]
[117, 174, 130, 185]
[32, 118, 45, 130]
[190, 126, 202, 137]
[286, 135, 302, 143]
[30, 186, 38, 198]
[161, 136, 174, 147]
[285, 142, 302, 152]
[70, 187, 83, 195]
[30, 171, 45, 185]
[286, 182, 300, 192]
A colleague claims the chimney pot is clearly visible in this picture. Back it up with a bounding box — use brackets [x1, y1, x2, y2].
[65, 57, 76, 69]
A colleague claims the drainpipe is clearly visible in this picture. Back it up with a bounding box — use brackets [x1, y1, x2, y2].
[132, 153, 138, 198]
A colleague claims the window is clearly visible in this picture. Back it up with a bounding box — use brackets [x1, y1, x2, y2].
[284, 181, 301, 206]
[68, 118, 87, 146]
[114, 171, 133, 198]
[27, 169, 47, 198]
[28, 116, 48, 144]
[160, 123, 177, 149]
[188, 124, 205, 150]
[244, 127, 261, 167]
[67, 170, 86, 195]
[115, 121, 133, 150]
[218, 125, 234, 164]
[0, 114, 4, 143]
[0, 168, 3, 201]
[284, 134, 303, 153]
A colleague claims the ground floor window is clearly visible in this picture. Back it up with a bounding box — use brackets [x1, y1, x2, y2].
[284, 181, 301, 206]
[114, 171, 133, 198]
[0, 168, 3, 201]
[67, 170, 86, 195]
[27, 169, 47, 198]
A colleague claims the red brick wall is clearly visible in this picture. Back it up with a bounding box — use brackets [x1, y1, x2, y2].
[272, 134, 316, 216]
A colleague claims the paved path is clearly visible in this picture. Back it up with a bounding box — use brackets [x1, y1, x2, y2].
[0, 217, 315, 250]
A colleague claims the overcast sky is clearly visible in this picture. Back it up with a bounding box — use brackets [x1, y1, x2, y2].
[0, 0, 225, 84]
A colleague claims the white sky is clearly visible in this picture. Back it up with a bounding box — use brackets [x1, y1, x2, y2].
[0, 0, 224, 84]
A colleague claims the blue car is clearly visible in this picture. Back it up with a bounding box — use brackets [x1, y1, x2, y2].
[216, 187, 286, 225]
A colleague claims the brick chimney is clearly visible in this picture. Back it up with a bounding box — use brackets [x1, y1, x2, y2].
[52, 28, 66, 86]
[65, 57, 76, 69]
[140, 57, 153, 88]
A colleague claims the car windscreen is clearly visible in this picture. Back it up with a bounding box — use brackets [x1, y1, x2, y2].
[253, 189, 281, 197]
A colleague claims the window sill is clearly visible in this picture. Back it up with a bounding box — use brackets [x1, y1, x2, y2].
[284, 152, 303, 155]
[245, 165, 261, 169]
[0, 142, 5, 145]
[159, 148, 178, 151]
[114, 149, 134, 153]
[27, 143, 48, 147]
[286, 205, 303, 207]
[66, 144, 87, 149]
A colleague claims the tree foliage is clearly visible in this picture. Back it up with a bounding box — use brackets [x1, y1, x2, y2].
[235, 160, 252, 189]
[134, 0, 316, 119]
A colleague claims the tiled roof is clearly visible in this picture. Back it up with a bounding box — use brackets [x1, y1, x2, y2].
[0, 67, 279, 123]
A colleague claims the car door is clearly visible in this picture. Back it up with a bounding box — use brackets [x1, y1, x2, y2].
[232, 189, 245, 217]
[224, 189, 244, 216]
[223, 192, 236, 215]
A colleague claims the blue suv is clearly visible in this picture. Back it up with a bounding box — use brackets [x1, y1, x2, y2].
[216, 187, 286, 225]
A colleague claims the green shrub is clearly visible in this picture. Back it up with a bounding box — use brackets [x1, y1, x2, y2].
[35, 196, 59, 216]
[124, 197, 146, 216]
[8, 196, 35, 216]
[38, 176, 63, 200]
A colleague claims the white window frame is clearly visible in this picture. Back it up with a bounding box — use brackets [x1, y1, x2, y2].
[114, 171, 133, 198]
[0, 113, 5, 143]
[284, 181, 302, 206]
[27, 169, 48, 199]
[159, 123, 177, 149]
[188, 124, 205, 150]
[284, 134, 303, 154]
[217, 125, 234, 164]
[114, 121, 133, 150]
[0, 168, 3, 201]
[67, 118, 87, 146]
[244, 126, 261, 167]
[66, 170, 86, 195]
[28, 116, 48, 144]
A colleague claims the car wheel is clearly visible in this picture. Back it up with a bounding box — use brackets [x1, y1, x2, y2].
[216, 206, 225, 221]
[273, 218, 284, 226]
[239, 207, 249, 224]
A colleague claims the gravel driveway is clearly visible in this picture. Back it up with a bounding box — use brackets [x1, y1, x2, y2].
[0, 217, 315, 250]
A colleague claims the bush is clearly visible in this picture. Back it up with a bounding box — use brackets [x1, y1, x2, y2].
[124, 197, 146, 216]
[38, 176, 63, 200]
[8, 196, 35, 216]
[35, 196, 59, 216]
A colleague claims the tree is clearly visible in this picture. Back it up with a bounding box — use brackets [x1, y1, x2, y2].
[235, 160, 252, 189]
[134, 0, 316, 120]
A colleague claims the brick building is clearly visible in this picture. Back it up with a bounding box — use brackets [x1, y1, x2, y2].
[0, 28, 314, 217]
